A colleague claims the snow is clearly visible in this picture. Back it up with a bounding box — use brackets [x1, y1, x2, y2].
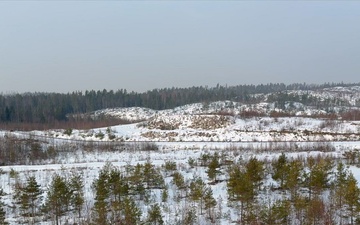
[1, 144, 358, 224]
[1, 85, 360, 224]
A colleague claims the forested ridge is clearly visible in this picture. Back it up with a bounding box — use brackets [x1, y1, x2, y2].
[0, 82, 358, 125]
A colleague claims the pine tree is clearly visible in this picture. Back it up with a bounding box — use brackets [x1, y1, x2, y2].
[283, 159, 303, 200]
[332, 161, 349, 224]
[204, 187, 217, 221]
[293, 195, 307, 224]
[92, 166, 110, 225]
[69, 171, 84, 221]
[172, 172, 185, 189]
[123, 197, 141, 225]
[227, 164, 256, 223]
[172, 171, 186, 199]
[189, 177, 207, 214]
[343, 173, 360, 225]
[206, 153, 220, 183]
[161, 187, 168, 203]
[272, 153, 289, 189]
[304, 156, 333, 199]
[260, 199, 290, 225]
[23, 176, 42, 223]
[147, 203, 164, 225]
[305, 197, 326, 225]
[129, 163, 146, 199]
[182, 207, 196, 225]
[0, 188, 8, 225]
[108, 166, 129, 223]
[245, 157, 264, 191]
[143, 161, 164, 189]
[45, 173, 71, 225]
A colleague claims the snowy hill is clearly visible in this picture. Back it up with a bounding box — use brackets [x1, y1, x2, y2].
[35, 85, 360, 143]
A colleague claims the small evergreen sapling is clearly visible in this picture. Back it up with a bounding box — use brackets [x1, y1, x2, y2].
[0, 188, 8, 225]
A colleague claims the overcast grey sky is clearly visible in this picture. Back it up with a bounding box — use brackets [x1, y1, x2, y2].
[1, 1, 359, 93]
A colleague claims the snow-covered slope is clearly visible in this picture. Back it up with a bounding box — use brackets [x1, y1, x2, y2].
[36, 115, 360, 143]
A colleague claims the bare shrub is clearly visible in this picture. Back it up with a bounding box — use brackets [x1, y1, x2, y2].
[137, 142, 159, 151]
[319, 119, 338, 129]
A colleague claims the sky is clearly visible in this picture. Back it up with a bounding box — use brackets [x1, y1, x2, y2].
[0, 1, 359, 94]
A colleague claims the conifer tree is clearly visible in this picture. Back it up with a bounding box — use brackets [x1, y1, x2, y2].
[332, 161, 349, 223]
[143, 161, 154, 188]
[92, 165, 110, 225]
[182, 207, 196, 225]
[143, 161, 165, 189]
[343, 173, 360, 225]
[172, 172, 185, 189]
[23, 176, 42, 223]
[129, 163, 146, 199]
[161, 187, 168, 203]
[108, 167, 129, 223]
[0, 205, 6, 225]
[260, 199, 290, 225]
[172, 171, 186, 199]
[69, 171, 84, 221]
[0, 188, 8, 225]
[306, 197, 327, 225]
[204, 187, 217, 221]
[147, 203, 164, 225]
[206, 153, 220, 183]
[284, 159, 303, 200]
[227, 164, 256, 223]
[45, 173, 71, 225]
[293, 195, 307, 224]
[122, 197, 141, 225]
[245, 157, 264, 191]
[189, 177, 207, 214]
[272, 153, 289, 189]
[304, 156, 333, 199]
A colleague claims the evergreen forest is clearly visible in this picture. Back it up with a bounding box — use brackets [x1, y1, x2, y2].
[1, 82, 358, 128]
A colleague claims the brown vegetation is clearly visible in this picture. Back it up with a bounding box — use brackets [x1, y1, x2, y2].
[239, 110, 266, 118]
[0, 118, 132, 131]
[190, 115, 231, 129]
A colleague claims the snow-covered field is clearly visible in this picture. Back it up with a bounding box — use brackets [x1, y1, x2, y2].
[0, 141, 360, 224]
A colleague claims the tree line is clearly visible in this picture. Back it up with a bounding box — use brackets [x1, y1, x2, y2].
[0, 82, 357, 128]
